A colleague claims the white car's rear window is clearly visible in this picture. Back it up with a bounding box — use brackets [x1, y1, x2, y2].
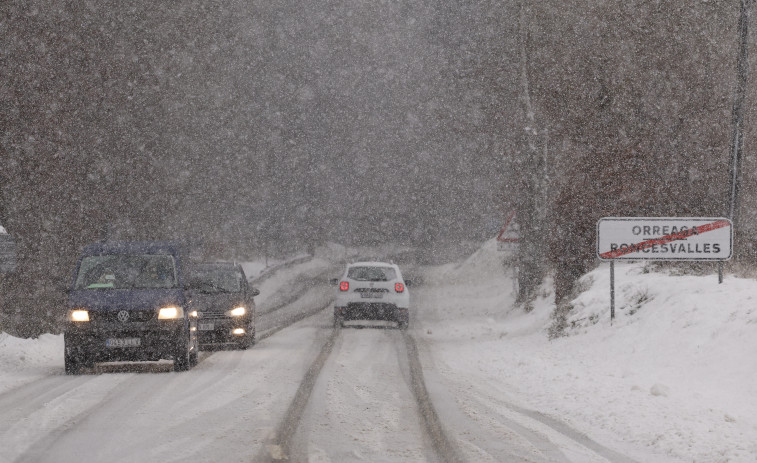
[347, 266, 397, 281]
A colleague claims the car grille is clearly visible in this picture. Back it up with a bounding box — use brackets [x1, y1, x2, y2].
[91, 309, 156, 323]
[197, 309, 228, 319]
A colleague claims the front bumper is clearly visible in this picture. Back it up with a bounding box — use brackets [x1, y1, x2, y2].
[197, 316, 253, 345]
[64, 319, 189, 362]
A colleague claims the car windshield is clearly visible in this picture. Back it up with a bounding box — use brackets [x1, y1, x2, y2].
[347, 266, 397, 282]
[73, 254, 178, 290]
[187, 267, 243, 293]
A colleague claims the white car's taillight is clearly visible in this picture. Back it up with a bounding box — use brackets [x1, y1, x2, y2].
[340, 281, 349, 291]
[395, 282, 404, 293]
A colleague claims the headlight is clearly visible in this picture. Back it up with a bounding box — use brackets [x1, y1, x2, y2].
[69, 309, 90, 322]
[228, 306, 246, 317]
[158, 306, 184, 320]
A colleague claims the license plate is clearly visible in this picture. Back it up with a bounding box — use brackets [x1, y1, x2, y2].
[106, 338, 141, 348]
[199, 322, 215, 331]
[360, 293, 383, 299]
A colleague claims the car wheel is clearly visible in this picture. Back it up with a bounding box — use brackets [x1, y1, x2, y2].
[398, 320, 409, 330]
[334, 315, 344, 328]
[173, 330, 193, 372]
[64, 351, 83, 375]
[238, 333, 254, 350]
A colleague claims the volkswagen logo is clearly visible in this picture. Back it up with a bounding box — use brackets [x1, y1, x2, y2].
[117, 310, 130, 323]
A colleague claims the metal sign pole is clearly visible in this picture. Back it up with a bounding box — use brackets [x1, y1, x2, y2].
[719, 261, 724, 284]
[610, 261, 615, 324]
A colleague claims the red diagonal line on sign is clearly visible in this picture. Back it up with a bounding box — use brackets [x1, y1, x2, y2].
[496, 210, 517, 242]
[599, 220, 731, 259]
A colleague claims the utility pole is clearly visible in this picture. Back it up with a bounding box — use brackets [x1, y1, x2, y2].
[728, 0, 751, 231]
[721, 0, 750, 282]
[516, 0, 543, 304]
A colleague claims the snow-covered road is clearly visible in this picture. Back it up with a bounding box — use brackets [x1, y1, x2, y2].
[293, 327, 428, 462]
[3, 242, 754, 462]
[0, 313, 328, 463]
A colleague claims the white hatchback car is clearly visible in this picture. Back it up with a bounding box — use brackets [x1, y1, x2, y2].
[331, 261, 411, 329]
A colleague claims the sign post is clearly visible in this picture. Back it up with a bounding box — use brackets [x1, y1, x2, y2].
[597, 217, 733, 322]
[610, 260, 615, 321]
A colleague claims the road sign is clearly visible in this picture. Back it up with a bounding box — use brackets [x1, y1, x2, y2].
[496, 211, 519, 252]
[597, 217, 732, 261]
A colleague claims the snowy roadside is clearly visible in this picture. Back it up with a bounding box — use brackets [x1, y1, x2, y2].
[414, 239, 757, 463]
[3, 239, 756, 462]
[0, 333, 63, 394]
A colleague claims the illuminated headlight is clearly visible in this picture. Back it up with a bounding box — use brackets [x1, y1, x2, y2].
[232, 328, 245, 335]
[228, 306, 246, 317]
[158, 306, 184, 320]
[189, 311, 198, 318]
[69, 309, 90, 322]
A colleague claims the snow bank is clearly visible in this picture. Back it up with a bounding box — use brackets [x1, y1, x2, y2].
[416, 241, 757, 463]
[0, 333, 63, 393]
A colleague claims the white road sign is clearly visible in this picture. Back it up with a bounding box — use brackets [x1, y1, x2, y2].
[596, 217, 732, 261]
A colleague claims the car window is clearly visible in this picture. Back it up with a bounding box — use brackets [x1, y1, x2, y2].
[347, 266, 397, 281]
[187, 268, 243, 293]
[74, 254, 177, 290]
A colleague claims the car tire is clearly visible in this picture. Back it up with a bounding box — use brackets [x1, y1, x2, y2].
[398, 320, 409, 330]
[239, 333, 254, 350]
[64, 351, 83, 375]
[334, 315, 344, 328]
[173, 330, 193, 372]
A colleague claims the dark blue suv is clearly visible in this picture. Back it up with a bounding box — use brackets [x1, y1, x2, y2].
[63, 241, 199, 374]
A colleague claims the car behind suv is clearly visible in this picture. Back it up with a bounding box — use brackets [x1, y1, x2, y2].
[187, 262, 258, 349]
[332, 261, 411, 329]
[63, 241, 199, 374]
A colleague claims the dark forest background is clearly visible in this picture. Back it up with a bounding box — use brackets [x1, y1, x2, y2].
[2, 0, 757, 336]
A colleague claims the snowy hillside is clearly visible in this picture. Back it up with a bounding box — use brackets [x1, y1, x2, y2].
[415, 239, 757, 462]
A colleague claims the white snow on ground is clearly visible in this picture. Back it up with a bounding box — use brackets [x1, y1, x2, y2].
[414, 238, 757, 463]
[2, 240, 757, 462]
[0, 332, 62, 393]
[239, 260, 273, 280]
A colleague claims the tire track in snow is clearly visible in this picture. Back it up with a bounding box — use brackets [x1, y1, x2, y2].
[259, 321, 465, 462]
[257, 321, 340, 462]
[414, 334, 638, 463]
[0, 375, 94, 435]
[403, 331, 467, 463]
[257, 301, 333, 341]
[6, 374, 145, 463]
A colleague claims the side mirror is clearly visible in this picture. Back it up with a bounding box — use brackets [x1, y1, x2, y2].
[404, 280, 412, 287]
[329, 278, 339, 286]
[250, 287, 260, 297]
